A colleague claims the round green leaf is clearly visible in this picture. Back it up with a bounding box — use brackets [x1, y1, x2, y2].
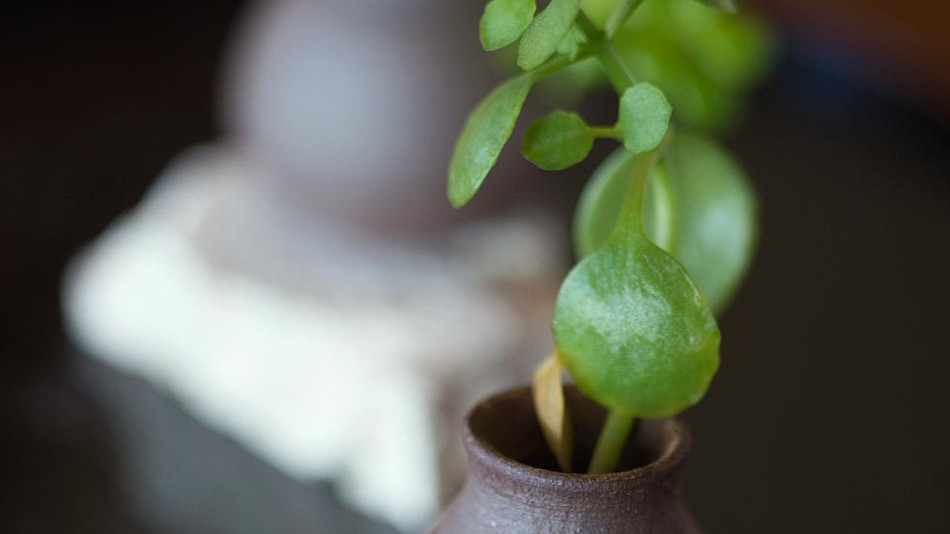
[554, 152, 720, 417]
[517, 0, 581, 71]
[480, 0, 536, 51]
[447, 76, 533, 208]
[664, 132, 757, 313]
[618, 83, 672, 154]
[523, 110, 594, 170]
[554, 239, 720, 417]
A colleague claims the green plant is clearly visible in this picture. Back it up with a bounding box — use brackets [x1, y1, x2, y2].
[449, 0, 768, 474]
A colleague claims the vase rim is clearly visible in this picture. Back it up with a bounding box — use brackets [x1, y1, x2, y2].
[463, 386, 690, 488]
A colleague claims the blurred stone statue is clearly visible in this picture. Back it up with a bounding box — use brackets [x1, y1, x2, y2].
[64, 0, 562, 531]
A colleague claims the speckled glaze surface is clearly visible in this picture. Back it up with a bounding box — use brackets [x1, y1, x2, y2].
[430, 387, 703, 534]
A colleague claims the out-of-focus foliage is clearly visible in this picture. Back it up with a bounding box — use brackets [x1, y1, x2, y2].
[550, 0, 774, 130]
[575, 132, 758, 314]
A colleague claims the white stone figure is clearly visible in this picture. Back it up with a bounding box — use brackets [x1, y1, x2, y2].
[63, 1, 562, 531]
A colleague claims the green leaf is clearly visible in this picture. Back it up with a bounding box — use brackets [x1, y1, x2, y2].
[692, 0, 737, 13]
[554, 150, 720, 418]
[517, 0, 582, 71]
[571, 133, 758, 314]
[663, 132, 757, 313]
[557, 27, 581, 60]
[523, 110, 594, 170]
[572, 148, 637, 257]
[617, 82, 672, 154]
[447, 76, 533, 208]
[480, 0, 536, 51]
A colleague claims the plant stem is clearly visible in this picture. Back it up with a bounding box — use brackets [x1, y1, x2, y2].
[573, 11, 603, 42]
[587, 410, 636, 474]
[589, 125, 621, 140]
[604, 0, 645, 39]
[596, 42, 637, 93]
[529, 48, 593, 83]
[572, 7, 643, 94]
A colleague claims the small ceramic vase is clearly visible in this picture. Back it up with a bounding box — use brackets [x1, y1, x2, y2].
[430, 387, 703, 533]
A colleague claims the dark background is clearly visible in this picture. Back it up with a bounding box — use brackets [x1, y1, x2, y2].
[1, 1, 948, 533]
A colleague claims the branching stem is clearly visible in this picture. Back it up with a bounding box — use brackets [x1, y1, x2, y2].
[529, 49, 592, 82]
[596, 42, 638, 92]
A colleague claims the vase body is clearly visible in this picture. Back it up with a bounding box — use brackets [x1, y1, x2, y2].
[430, 387, 703, 534]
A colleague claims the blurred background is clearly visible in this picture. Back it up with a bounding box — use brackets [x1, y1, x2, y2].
[1, 0, 948, 533]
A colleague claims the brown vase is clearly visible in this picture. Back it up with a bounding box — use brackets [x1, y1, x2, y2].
[430, 387, 703, 534]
